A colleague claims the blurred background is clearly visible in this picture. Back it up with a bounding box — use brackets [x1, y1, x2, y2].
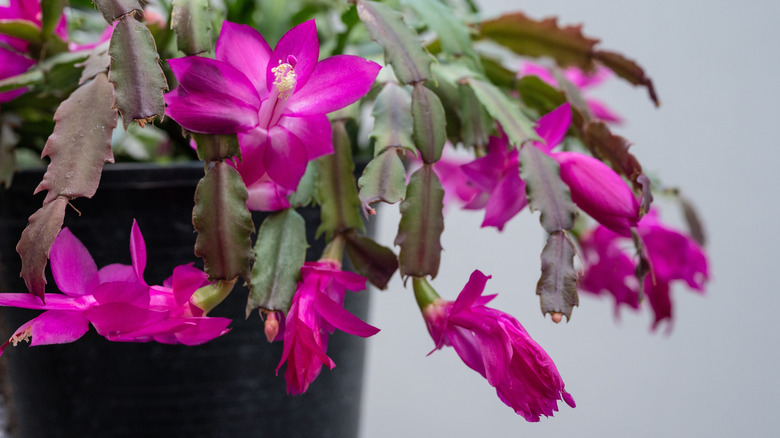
[361, 0, 780, 436]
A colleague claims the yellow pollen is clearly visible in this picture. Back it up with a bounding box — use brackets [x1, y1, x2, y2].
[272, 61, 297, 95]
[10, 326, 33, 347]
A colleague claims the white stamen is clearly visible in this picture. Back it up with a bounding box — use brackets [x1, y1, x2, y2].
[272, 61, 297, 97]
[10, 326, 32, 347]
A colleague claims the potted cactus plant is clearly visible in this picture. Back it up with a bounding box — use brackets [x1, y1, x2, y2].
[0, 0, 708, 436]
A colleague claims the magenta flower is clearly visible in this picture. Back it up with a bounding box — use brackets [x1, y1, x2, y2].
[421, 270, 575, 421]
[0, 0, 68, 52]
[165, 20, 382, 202]
[0, 222, 231, 355]
[0, 47, 35, 104]
[457, 103, 639, 234]
[459, 135, 527, 230]
[519, 61, 623, 124]
[579, 210, 709, 329]
[276, 260, 379, 395]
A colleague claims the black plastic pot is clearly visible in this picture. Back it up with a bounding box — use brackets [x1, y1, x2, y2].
[0, 163, 370, 438]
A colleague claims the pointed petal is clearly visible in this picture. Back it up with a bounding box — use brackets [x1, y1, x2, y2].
[518, 62, 555, 86]
[0, 47, 35, 102]
[171, 264, 209, 307]
[286, 55, 381, 115]
[0, 293, 85, 311]
[92, 281, 150, 308]
[481, 171, 527, 231]
[85, 302, 167, 335]
[28, 310, 90, 346]
[555, 151, 638, 236]
[533, 103, 571, 152]
[586, 98, 623, 124]
[98, 263, 136, 283]
[277, 114, 333, 159]
[173, 317, 231, 345]
[129, 220, 146, 282]
[166, 57, 260, 133]
[314, 292, 379, 337]
[452, 270, 491, 314]
[268, 20, 319, 91]
[245, 176, 292, 211]
[215, 21, 272, 97]
[263, 125, 307, 190]
[640, 218, 709, 290]
[235, 127, 269, 185]
[50, 228, 99, 296]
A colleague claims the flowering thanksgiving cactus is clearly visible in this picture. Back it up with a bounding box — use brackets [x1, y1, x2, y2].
[0, 0, 708, 422]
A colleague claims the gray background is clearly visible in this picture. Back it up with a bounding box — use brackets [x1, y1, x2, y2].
[360, 0, 780, 436]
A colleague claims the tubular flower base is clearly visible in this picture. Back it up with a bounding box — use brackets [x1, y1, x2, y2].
[580, 209, 709, 329]
[277, 260, 379, 395]
[419, 271, 575, 421]
[0, 221, 231, 355]
[165, 20, 381, 207]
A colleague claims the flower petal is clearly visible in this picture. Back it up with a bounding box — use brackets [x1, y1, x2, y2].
[451, 270, 491, 314]
[129, 220, 146, 283]
[246, 176, 292, 211]
[313, 292, 379, 337]
[0, 47, 35, 102]
[481, 170, 527, 231]
[171, 264, 210, 307]
[555, 151, 638, 236]
[98, 263, 136, 283]
[173, 317, 231, 345]
[277, 113, 333, 159]
[166, 57, 260, 133]
[92, 281, 150, 308]
[28, 310, 90, 346]
[285, 55, 381, 115]
[268, 20, 319, 91]
[263, 125, 308, 190]
[235, 127, 269, 185]
[533, 103, 570, 152]
[50, 228, 99, 296]
[215, 21, 272, 98]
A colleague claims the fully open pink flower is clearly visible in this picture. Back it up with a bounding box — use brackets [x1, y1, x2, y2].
[166, 20, 381, 203]
[0, 222, 230, 355]
[276, 260, 379, 395]
[580, 210, 709, 329]
[519, 61, 623, 124]
[423, 270, 575, 421]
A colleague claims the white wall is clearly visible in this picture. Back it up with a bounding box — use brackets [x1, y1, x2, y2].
[361, 0, 780, 436]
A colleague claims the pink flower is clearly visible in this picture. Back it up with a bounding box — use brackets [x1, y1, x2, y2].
[579, 210, 709, 329]
[519, 61, 623, 124]
[457, 103, 639, 234]
[276, 260, 379, 395]
[0, 222, 231, 355]
[0, 0, 68, 52]
[421, 270, 575, 421]
[165, 20, 382, 204]
[0, 47, 35, 104]
[459, 136, 527, 230]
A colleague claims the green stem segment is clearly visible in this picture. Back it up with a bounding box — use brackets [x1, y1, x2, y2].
[412, 276, 440, 311]
[191, 279, 236, 315]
